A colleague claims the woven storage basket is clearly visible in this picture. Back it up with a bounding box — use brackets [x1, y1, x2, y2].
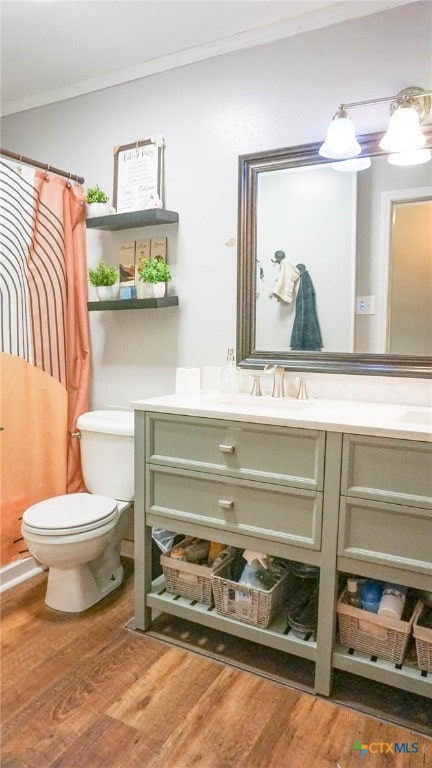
[161, 542, 232, 606]
[211, 564, 289, 629]
[413, 602, 432, 673]
[337, 591, 421, 665]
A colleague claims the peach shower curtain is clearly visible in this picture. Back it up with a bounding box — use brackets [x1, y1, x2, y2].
[0, 161, 91, 566]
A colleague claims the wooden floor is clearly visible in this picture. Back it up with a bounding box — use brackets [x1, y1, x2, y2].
[1, 561, 431, 768]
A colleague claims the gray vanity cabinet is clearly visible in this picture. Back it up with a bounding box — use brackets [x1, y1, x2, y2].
[334, 434, 432, 697]
[146, 413, 324, 490]
[135, 411, 335, 694]
[338, 435, 432, 575]
[340, 434, 432, 507]
[149, 468, 323, 550]
[145, 413, 325, 550]
[134, 410, 432, 700]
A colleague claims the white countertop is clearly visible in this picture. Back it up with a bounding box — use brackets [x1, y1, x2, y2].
[132, 392, 432, 441]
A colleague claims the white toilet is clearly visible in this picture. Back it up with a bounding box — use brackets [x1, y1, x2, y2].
[21, 410, 134, 612]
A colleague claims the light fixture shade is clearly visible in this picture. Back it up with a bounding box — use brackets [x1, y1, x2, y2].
[319, 109, 361, 159]
[331, 157, 371, 172]
[388, 148, 432, 166]
[379, 106, 426, 152]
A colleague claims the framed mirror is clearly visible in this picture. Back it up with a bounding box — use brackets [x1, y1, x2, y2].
[237, 128, 432, 377]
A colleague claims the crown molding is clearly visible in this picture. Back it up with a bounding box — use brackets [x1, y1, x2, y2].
[1, 1, 410, 116]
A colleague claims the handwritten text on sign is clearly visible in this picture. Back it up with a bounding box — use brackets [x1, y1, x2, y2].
[116, 144, 160, 213]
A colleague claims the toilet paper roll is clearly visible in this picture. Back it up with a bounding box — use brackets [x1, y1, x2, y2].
[175, 367, 201, 395]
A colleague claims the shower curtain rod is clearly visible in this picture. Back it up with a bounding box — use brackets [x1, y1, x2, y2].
[0, 147, 84, 184]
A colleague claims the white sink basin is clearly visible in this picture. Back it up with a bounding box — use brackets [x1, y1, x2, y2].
[399, 410, 432, 426]
[209, 394, 313, 411]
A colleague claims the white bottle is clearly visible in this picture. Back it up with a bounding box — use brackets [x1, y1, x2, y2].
[378, 583, 408, 620]
[221, 348, 240, 394]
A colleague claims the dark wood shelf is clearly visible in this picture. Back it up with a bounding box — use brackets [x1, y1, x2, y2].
[88, 296, 179, 311]
[86, 208, 179, 231]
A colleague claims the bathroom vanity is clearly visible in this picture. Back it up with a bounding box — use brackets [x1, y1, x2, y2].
[132, 393, 431, 699]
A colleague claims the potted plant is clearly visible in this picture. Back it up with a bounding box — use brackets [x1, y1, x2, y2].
[86, 185, 110, 218]
[88, 260, 119, 301]
[137, 258, 172, 298]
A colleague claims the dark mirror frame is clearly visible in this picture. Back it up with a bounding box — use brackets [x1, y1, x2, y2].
[237, 127, 432, 378]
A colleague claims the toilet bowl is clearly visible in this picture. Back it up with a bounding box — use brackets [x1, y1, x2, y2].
[21, 410, 134, 612]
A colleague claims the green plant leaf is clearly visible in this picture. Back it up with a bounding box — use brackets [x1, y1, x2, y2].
[138, 258, 172, 284]
[86, 185, 109, 204]
[88, 260, 119, 286]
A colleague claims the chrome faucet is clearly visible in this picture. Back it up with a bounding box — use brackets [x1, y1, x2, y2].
[264, 364, 285, 398]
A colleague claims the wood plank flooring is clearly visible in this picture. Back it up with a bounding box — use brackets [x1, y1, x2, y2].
[1, 561, 431, 768]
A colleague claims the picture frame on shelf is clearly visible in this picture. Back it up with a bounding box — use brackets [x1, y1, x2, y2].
[113, 136, 164, 213]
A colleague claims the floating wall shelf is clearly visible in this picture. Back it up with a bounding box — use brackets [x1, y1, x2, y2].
[86, 208, 179, 231]
[88, 296, 179, 311]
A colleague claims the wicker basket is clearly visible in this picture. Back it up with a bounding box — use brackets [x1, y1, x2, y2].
[160, 542, 232, 606]
[337, 591, 422, 665]
[413, 602, 432, 673]
[211, 564, 289, 629]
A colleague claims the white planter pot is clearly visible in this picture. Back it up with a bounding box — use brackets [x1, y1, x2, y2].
[153, 282, 166, 298]
[96, 283, 119, 301]
[137, 282, 166, 299]
[86, 202, 110, 218]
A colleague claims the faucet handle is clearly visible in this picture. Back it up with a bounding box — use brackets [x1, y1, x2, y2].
[295, 378, 309, 400]
[250, 375, 262, 396]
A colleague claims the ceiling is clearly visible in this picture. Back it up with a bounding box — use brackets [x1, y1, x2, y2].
[0, 0, 413, 116]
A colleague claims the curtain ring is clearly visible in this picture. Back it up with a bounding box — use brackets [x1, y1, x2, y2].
[66, 172, 72, 189]
[45, 164, 50, 180]
[136, 140, 139, 155]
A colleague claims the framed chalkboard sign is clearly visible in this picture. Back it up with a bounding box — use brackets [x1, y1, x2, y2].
[113, 137, 164, 213]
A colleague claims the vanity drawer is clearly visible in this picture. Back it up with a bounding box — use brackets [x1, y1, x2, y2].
[341, 435, 432, 508]
[147, 466, 323, 550]
[338, 497, 432, 576]
[146, 413, 324, 491]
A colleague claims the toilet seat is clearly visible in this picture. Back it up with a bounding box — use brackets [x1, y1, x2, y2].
[22, 493, 118, 536]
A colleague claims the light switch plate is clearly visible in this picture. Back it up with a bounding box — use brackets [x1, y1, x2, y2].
[356, 296, 375, 314]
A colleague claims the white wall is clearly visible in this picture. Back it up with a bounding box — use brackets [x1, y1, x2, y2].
[256, 165, 356, 352]
[1, 2, 431, 410]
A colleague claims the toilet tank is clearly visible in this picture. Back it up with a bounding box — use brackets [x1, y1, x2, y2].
[76, 410, 134, 501]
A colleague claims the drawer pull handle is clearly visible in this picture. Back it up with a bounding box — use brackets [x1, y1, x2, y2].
[218, 499, 234, 510]
[219, 443, 235, 454]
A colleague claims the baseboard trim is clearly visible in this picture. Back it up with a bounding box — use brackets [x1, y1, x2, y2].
[0, 557, 45, 593]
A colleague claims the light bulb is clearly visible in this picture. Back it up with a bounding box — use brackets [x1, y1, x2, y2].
[379, 106, 426, 152]
[319, 108, 361, 160]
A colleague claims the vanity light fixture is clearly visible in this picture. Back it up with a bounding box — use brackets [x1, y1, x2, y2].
[319, 86, 432, 164]
[319, 107, 361, 159]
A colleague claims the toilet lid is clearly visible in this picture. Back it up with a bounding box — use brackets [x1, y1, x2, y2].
[22, 494, 118, 536]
